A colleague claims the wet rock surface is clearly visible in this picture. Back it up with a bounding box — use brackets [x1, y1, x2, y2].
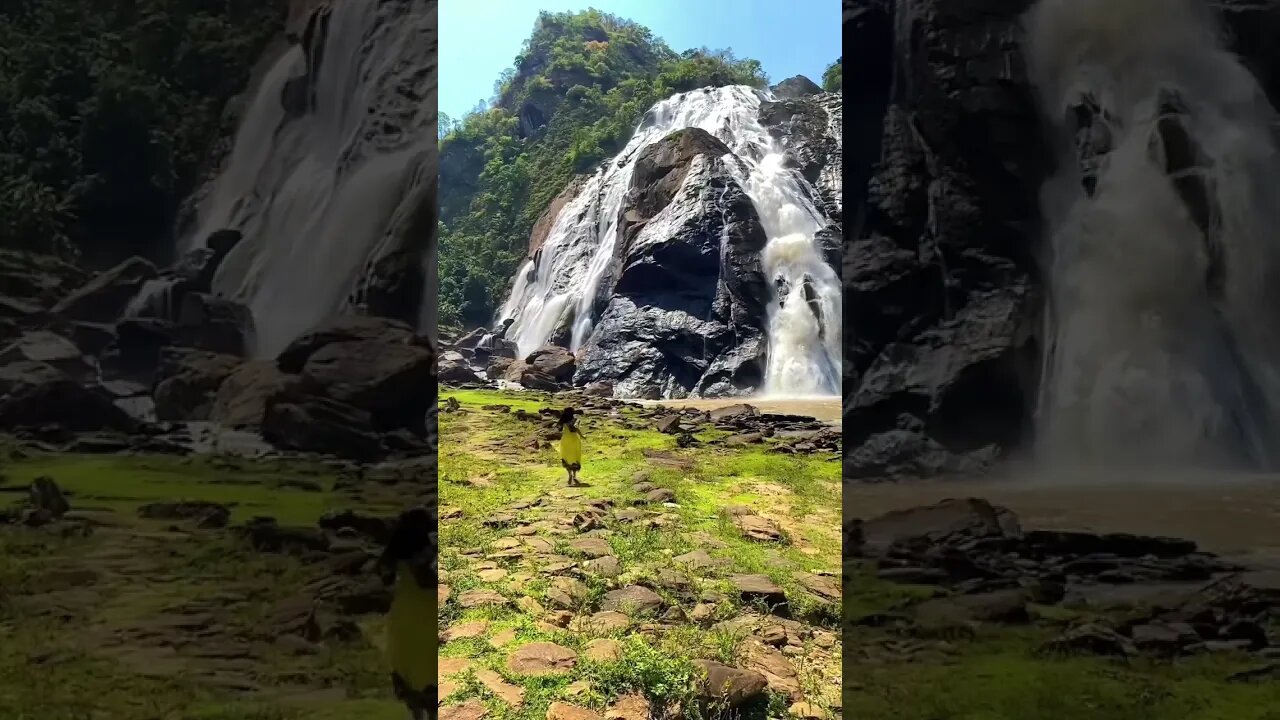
[848, 497, 1280, 663]
[844, 0, 1280, 479]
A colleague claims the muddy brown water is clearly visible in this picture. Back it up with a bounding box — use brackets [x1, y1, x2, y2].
[846, 468, 1280, 569]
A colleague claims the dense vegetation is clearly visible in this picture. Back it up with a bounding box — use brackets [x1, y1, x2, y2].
[823, 56, 842, 93]
[0, 0, 284, 265]
[438, 10, 769, 328]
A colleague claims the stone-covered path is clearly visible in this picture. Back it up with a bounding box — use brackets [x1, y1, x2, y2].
[438, 390, 842, 720]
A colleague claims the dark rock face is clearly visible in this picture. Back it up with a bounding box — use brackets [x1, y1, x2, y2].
[771, 75, 822, 99]
[301, 338, 434, 431]
[102, 318, 179, 384]
[0, 331, 94, 383]
[575, 130, 770, 398]
[51, 257, 158, 323]
[758, 92, 843, 223]
[153, 349, 242, 422]
[259, 315, 435, 459]
[263, 395, 387, 463]
[176, 293, 255, 356]
[278, 315, 421, 373]
[843, 0, 1050, 477]
[211, 360, 303, 428]
[844, 0, 1280, 478]
[0, 378, 138, 433]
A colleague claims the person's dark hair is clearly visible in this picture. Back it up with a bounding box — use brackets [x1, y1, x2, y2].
[557, 407, 577, 428]
[379, 506, 435, 585]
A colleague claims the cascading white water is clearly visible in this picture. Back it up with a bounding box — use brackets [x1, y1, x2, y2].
[497, 85, 841, 397]
[1027, 0, 1280, 468]
[186, 1, 432, 357]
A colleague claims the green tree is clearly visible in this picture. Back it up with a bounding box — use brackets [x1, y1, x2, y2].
[822, 56, 842, 93]
[0, 0, 285, 261]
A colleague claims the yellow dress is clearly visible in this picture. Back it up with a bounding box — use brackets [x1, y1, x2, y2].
[560, 426, 582, 469]
[387, 560, 437, 695]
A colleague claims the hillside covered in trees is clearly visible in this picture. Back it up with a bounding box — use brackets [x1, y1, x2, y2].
[438, 9, 787, 328]
[0, 0, 284, 264]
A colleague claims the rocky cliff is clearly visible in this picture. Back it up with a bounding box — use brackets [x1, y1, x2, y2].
[472, 84, 844, 400]
[844, 0, 1280, 479]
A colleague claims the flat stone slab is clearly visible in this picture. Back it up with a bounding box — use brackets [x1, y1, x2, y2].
[442, 700, 488, 720]
[601, 585, 663, 614]
[507, 642, 578, 676]
[569, 537, 612, 558]
[582, 555, 622, 577]
[458, 590, 508, 608]
[730, 575, 787, 603]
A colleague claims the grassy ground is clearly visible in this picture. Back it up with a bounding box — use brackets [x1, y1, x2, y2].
[842, 553, 1280, 719]
[438, 389, 843, 720]
[0, 444, 409, 720]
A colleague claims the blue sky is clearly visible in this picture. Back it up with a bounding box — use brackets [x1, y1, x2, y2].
[439, 0, 841, 121]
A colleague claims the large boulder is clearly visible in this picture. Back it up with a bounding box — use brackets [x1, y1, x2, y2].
[51, 256, 158, 323]
[0, 250, 88, 304]
[301, 339, 434, 430]
[525, 346, 575, 381]
[0, 378, 137, 433]
[0, 361, 64, 395]
[176, 293, 255, 357]
[575, 138, 770, 398]
[439, 351, 479, 384]
[210, 360, 306, 428]
[0, 331, 94, 382]
[627, 128, 732, 224]
[844, 0, 1047, 473]
[153, 349, 242, 422]
[262, 395, 386, 462]
[100, 318, 178, 384]
[277, 316, 422, 373]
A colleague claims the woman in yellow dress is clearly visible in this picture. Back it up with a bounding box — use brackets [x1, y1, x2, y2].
[558, 407, 584, 486]
[378, 506, 436, 720]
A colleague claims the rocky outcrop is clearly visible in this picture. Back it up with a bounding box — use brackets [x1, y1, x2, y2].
[278, 315, 422, 372]
[0, 331, 94, 383]
[210, 360, 304, 428]
[574, 129, 770, 398]
[176, 293, 255, 356]
[758, 92, 842, 224]
[0, 250, 88, 306]
[844, 0, 1280, 479]
[258, 315, 436, 458]
[263, 395, 387, 462]
[770, 75, 822, 99]
[153, 349, 243, 422]
[843, 0, 1049, 477]
[528, 175, 591, 258]
[0, 377, 138, 434]
[848, 497, 1280, 664]
[51, 257, 158, 323]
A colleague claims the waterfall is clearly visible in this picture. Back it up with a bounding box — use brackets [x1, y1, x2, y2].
[497, 85, 842, 397]
[185, 0, 434, 357]
[1027, 0, 1280, 469]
